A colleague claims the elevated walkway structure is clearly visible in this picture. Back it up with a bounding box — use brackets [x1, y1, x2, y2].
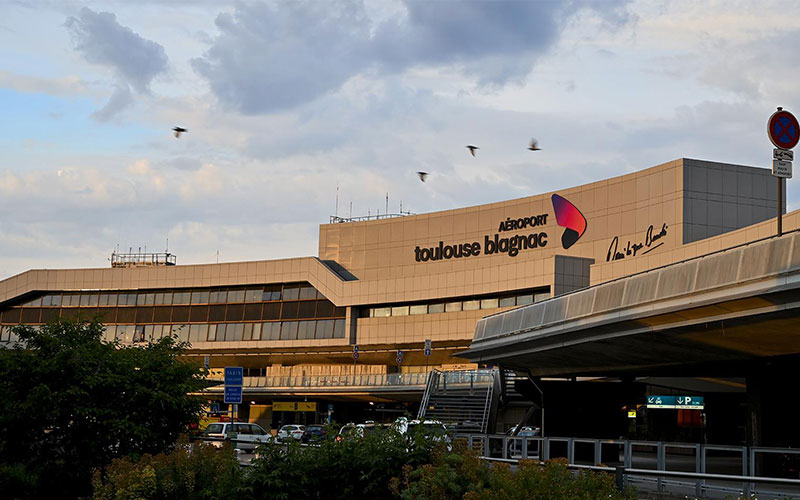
[462, 230, 800, 377]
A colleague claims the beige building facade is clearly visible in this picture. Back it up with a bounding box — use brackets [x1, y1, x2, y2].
[0, 158, 789, 421]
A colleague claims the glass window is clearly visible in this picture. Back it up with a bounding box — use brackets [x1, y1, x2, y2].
[173, 292, 191, 305]
[409, 305, 427, 315]
[226, 304, 244, 321]
[148, 325, 160, 341]
[21, 308, 40, 324]
[209, 290, 226, 303]
[445, 302, 462, 313]
[117, 325, 135, 344]
[316, 319, 334, 339]
[190, 305, 209, 323]
[392, 306, 410, 316]
[1, 308, 20, 323]
[172, 306, 190, 323]
[263, 285, 281, 301]
[244, 303, 262, 321]
[297, 321, 315, 339]
[227, 289, 245, 303]
[136, 293, 147, 306]
[133, 325, 145, 343]
[23, 297, 42, 307]
[333, 307, 346, 318]
[372, 307, 390, 318]
[189, 324, 208, 343]
[136, 307, 154, 323]
[516, 294, 533, 306]
[297, 301, 316, 319]
[243, 323, 253, 340]
[499, 297, 516, 308]
[144, 293, 155, 305]
[41, 295, 52, 307]
[463, 300, 480, 311]
[282, 285, 300, 300]
[156, 292, 173, 305]
[102, 325, 116, 342]
[315, 300, 334, 318]
[244, 288, 262, 303]
[333, 319, 346, 338]
[67, 294, 81, 306]
[226, 323, 244, 342]
[250, 323, 262, 341]
[262, 302, 280, 320]
[280, 302, 299, 320]
[262, 322, 280, 340]
[50, 294, 63, 307]
[173, 325, 189, 342]
[298, 286, 317, 300]
[99, 294, 115, 306]
[207, 324, 218, 341]
[116, 308, 135, 323]
[534, 292, 550, 302]
[41, 308, 60, 323]
[280, 321, 299, 340]
[480, 298, 499, 309]
[428, 303, 444, 314]
[115, 294, 128, 306]
[191, 290, 210, 304]
[208, 304, 226, 322]
[153, 306, 171, 323]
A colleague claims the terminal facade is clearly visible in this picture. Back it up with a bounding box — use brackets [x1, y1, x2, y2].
[0, 158, 789, 441]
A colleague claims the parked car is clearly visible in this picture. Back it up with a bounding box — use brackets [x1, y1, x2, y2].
[277, 424, 306, 442]
[506, 425, 541, 456]
[203, 422, 273, 450]
[303, 424, 327, 443]
[393, 417, 451, 449]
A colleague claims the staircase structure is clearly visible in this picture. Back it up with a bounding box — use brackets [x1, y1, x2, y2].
[417, 368, 501, 433]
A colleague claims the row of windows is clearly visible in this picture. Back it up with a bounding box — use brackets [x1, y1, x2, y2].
[365, 291, 550, 318]
[17, 283, 323, 308]
[0, 300, 346, 325]
[0, 319, 346, 344]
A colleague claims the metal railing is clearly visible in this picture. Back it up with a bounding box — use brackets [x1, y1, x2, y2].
[207, 373, 430, 388]
[455, 433, 800, 499]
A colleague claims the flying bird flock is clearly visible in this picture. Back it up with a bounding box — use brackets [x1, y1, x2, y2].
[416, 138, 541, 182]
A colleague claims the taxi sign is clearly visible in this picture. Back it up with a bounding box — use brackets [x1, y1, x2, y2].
[224, 366, 243, 386]
[646, 395, 704, 410]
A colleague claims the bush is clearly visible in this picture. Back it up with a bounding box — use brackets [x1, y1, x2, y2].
[92, 437, 242, 500]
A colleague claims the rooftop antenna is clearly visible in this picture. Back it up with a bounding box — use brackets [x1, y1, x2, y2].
[349, 201, 352, 219]
[165, 237, 169, 253]
[216, 250, 219, 264]
[385, 193, 388, 215]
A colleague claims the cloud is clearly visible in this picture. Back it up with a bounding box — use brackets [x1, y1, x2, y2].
[65, 7, 168, 119]
[192, 0, 633, 114]
[0, 71, 87, 96]
[90, 85, 133, 122]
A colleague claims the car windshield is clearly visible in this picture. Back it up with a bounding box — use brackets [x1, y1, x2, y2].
[205, 423, 224, 434]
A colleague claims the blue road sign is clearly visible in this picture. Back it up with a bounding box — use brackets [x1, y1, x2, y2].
[224, 386, 242, 404]
[224, 366, 243, 386]
[646, 395, 704, 410]
[396, 350, 404, 364]
[424, 348, 431, 356]
[353, 345, 359, 360]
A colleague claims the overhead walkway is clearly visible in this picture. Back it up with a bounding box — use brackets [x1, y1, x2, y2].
[461, 230, 800, 377]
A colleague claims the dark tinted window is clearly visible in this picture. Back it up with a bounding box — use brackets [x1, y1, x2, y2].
[297, 301, 316, 319]
[190, 305, 209, 323]
[244, 303, 262, 321]
[135, 307, 153, 323]
[281, 302, 299, 320]
[171, 306, 190, 323]
[116, 308, 135, 323]
[153, 306, 171, 323]
[208, 305, 226, 322]
[262, 302, 281, 320]
[226, 304, 244, 321]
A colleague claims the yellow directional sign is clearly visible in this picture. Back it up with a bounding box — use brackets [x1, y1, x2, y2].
[273, 401, 317, 412]
[627, 410, 637, 418]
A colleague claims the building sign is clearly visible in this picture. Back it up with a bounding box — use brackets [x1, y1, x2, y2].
[273, 401, 317, 412]
[413, 194, 586, 262]
[646, 395, 704, 410]
[606, 223, 668, 262]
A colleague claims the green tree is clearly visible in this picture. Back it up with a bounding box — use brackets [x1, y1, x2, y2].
[0, 318, 207, 500]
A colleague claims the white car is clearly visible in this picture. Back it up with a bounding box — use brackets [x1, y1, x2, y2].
[277, 424, 305, 442]
[393, 417, 451, 449]
[203, 422, 274, 450]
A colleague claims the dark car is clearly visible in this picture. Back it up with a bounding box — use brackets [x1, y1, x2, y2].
[303, 424, 327, 443]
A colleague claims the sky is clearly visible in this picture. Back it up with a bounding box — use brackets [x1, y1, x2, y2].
[2, 0, 800, 279]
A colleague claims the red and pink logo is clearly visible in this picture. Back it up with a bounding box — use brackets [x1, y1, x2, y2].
[551, 194, 587, 249]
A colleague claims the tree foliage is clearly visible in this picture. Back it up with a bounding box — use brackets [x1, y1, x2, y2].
[0, 318, 207, 500]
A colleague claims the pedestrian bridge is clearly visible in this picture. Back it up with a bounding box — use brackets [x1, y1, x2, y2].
[461, 230, 800, 377]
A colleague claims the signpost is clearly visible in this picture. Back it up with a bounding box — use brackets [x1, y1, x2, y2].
[424, 339, 431, 372]
[396, 349, 404, 365]
[768, 107, 799, 236]
[224, 366, 243, 428]
[352, 345, 358, 383]
[646, 395, 704, 410]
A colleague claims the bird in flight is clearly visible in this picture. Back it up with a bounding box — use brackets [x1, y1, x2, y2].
[173, 126, 187, 138]
[528, 138, 541, 151]
[466, 145, 479, 157]
[416, 171, 429, 182]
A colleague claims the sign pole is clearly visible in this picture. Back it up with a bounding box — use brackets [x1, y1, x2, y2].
[778, 177, 783, 236]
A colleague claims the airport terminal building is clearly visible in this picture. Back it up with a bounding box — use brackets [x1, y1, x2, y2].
[0, 158, 793, 439]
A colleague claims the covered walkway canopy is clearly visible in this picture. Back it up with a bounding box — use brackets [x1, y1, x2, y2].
[461, 231, 800, 377]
